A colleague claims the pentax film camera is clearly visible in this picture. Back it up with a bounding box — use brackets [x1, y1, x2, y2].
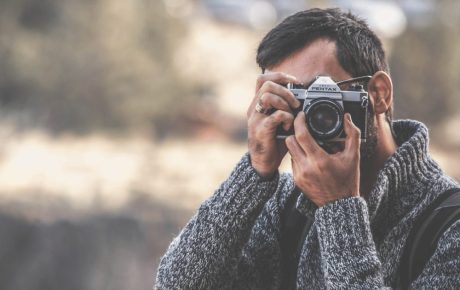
[276, 75, 371, 144]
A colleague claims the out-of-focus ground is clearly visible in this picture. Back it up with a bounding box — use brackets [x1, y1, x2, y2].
[1, 121, 459, 290]
[1, 1, 460, 289]
[1, 125, 459, 214]
[0, 127, 248, 212]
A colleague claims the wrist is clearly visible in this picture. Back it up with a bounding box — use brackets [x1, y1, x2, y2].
[255, 169, 276, 181]
[310, 191, 360, 208]
[252, 163, 277, 180]
[248, 154, 277, 181]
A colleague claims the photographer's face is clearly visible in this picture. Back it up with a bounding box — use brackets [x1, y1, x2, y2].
[267, 38, 378, 161]
[266, 38, 351, 87]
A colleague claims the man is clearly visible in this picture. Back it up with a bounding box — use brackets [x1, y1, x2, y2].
[155, 8, 460, 289]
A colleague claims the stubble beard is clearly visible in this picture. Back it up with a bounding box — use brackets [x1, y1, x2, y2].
[360, 108, 378, 163]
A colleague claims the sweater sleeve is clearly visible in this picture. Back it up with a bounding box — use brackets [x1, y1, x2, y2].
[315, 197, 387, 288]
[154, 153, 280, 290]
[315, 196, 460, 289]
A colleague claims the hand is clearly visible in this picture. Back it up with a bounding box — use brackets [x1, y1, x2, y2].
[247, 72, 301, 179]
[285, 113, 361, 207]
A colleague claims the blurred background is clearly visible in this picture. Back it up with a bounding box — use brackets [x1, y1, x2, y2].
[0, 0, 459, 289]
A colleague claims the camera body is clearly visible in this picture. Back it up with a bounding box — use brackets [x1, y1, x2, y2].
[276, 76, 369, 144]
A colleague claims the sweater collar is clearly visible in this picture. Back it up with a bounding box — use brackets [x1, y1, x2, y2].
[296, 119, 443, 219]
[365, 119, 443, 220]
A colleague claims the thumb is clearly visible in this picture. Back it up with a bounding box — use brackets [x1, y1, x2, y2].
[344, 113, 361, 154]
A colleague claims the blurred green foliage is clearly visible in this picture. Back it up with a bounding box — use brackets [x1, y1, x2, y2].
[0, 0, 204, 137]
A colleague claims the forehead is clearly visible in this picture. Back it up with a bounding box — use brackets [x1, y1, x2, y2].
[266, 38, 352, 85]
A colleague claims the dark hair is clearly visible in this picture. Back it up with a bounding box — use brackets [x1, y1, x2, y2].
[256, 8, 392, 121]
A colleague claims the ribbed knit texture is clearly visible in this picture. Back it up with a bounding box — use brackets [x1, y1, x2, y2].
[155, 120, 460, 289]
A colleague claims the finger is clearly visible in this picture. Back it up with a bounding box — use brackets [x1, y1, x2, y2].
[249, 73, 301, 117]
[285, 135, 306, 163]
[262, 110, 295, 132]
[294, 112, 323, 155]
[344, 113, 361, 154]
[259, 81, 301, 110]
[255, 72, 300, 92]
[290, 156, 301, 179]
[260, 92, 291, 113]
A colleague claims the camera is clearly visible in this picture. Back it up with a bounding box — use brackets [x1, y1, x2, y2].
[276, 76, 369, 144]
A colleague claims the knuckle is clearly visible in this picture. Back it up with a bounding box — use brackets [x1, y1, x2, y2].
[256, 74, 265, 85]
[286, 136, 295, 148]
[355, 127, 361, 136]
[270, 112, 282, 123]
[279, 111, 289, 120]
[274, 97, 287, 109]
[353, 128, 361, 138]
[296, 129, 307, 141]
[281, 111, 292, 121]
[259, 82, 268, 91]
[265, 81, 276, 91]
[260, 92, 271, 105]
[259, 82, 270, 93]
[272, 96, 283, 109]
[273, 112, 285, 123]
[308, 144, 317, 153]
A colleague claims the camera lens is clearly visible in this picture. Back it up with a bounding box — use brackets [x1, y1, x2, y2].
[305, 99, 343, 139]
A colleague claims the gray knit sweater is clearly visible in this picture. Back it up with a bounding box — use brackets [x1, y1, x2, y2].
[155, 120, 460, 289]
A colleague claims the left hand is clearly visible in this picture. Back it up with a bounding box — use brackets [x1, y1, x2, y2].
[285, 112, 361, 207]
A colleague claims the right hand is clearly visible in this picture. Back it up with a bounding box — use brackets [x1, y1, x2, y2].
[247, 72, 301, 179]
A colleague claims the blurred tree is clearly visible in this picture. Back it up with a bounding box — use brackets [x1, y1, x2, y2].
[390, 0, 460, 126]
[0, 0, 205, 137]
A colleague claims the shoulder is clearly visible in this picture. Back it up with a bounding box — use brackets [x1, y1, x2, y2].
[421, 174, 459, 208]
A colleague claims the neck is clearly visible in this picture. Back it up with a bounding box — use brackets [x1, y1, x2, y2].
[360, 116, 397, 197]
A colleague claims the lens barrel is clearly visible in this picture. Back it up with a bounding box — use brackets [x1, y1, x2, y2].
[304, 99, 343, 140]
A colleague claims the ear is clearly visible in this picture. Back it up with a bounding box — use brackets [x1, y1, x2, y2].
[368, 71, 393, 115]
